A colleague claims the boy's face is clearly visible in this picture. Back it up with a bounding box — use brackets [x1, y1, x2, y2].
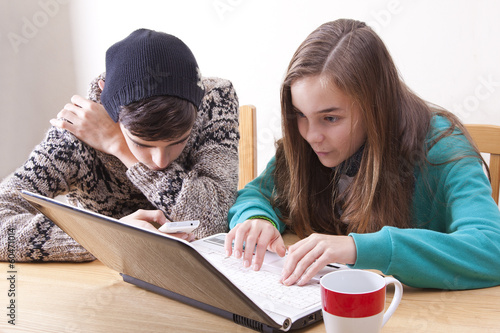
[120, 124, 191, 171]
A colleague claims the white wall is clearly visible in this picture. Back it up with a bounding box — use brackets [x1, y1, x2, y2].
[0, 0, 76, 178]
[1, 0, 499, 178]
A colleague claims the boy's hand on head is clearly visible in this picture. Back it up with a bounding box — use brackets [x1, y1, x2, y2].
[51, 95, 137, 166]
[51, 95, 123, 153]
[225, 219, 286, 271]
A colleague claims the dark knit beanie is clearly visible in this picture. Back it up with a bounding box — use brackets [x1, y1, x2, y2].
[101, 29, 205, 122]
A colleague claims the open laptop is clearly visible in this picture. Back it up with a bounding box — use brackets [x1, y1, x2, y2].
[20, 190, 346, 332]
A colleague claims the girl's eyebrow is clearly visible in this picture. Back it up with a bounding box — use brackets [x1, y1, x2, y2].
[293, 105, 343, 114]
[318, 107, 343, 114]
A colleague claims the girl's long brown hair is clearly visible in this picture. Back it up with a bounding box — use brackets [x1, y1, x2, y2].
[272, 19, 485, 238]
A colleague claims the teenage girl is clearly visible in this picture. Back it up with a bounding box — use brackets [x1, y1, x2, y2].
[225, 19, 500, 290]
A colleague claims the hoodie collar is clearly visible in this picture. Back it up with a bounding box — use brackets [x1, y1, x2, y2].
[333, 144, 365, 177]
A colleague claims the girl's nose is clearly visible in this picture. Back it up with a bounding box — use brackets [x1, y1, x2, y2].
[305, 123, 324, 144]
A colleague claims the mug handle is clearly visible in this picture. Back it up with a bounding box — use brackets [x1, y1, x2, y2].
[381, 277, 403, 327]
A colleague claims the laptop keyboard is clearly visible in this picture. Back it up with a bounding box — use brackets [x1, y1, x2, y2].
[200, 247, 321, 310]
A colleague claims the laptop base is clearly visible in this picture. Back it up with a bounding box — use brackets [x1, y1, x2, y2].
[121, 274, 278, 333]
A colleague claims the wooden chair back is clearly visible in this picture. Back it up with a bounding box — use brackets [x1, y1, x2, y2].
[238, 105, 257, 190]
[465, 124, 500, 204]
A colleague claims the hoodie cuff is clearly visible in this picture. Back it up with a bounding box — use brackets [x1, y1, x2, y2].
[349, 227, 393, 273]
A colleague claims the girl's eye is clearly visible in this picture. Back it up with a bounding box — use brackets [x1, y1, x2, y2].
[325, 116, 338, 123]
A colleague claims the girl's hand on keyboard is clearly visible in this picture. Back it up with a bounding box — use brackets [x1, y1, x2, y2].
[225, 219, 286, 271]
[281, 234, 356, 286]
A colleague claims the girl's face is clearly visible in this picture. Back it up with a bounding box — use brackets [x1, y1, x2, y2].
[291, 75, 367, 168]
[120, 124, 191, 171]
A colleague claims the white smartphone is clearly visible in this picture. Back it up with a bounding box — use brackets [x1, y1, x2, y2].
[158, 220, 200, 234]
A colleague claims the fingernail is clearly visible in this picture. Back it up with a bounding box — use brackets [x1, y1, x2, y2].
[225, 250, 230, 257]
[244, 260, 250, 268]
[234, 250, 241, 258]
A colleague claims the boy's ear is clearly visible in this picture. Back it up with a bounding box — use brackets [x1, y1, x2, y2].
[98, 79, 105, 91]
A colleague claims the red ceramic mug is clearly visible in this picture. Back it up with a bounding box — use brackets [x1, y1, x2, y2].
[320, 269, 403, 333]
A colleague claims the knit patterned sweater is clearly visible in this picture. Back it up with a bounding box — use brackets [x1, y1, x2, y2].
[0, 76, 239, 262]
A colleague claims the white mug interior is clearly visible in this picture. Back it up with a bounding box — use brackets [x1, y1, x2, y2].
[321, 270, 385, 293]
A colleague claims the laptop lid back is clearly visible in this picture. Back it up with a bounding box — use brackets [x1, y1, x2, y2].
[20, 190, 283, 329]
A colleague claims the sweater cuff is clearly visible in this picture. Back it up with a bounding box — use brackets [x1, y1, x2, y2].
[349, 227, 393, 273]
[126, 162, 150, 180]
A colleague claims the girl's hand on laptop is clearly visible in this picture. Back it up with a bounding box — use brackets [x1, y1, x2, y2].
[281, 234, 357, 286]
[120, 209, 195, 242]
[225, 219, 286, 271]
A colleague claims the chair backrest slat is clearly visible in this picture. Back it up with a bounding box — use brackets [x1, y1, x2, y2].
[465, 124, 500, 204]
[238, 105, 257, 190]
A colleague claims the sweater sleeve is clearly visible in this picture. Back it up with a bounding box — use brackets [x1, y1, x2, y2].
[0, 128, 95, 262]
[228, 156, 287, 233]
[351, 134, 500, 290]
[126, 78, 239, 238]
